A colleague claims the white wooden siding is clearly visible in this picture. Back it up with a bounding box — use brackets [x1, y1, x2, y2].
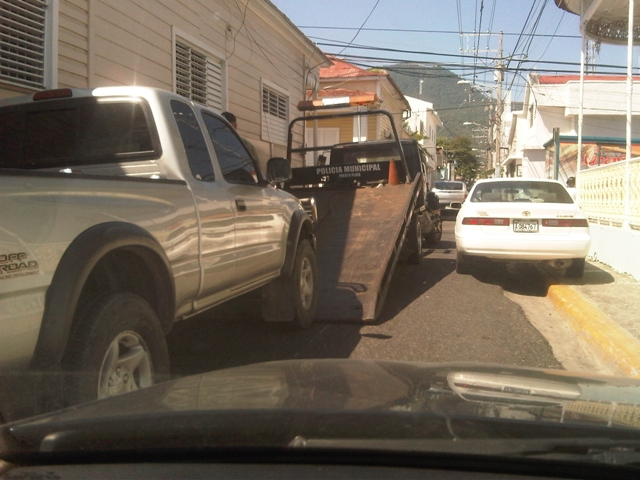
[0, 0, 325, 166]
[58, 0, 88, 87]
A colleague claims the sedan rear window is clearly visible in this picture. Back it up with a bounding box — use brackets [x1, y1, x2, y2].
[470, 181, 574, 204]
[0, 98, 158, 169]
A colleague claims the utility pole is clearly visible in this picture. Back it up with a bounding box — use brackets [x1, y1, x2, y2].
[494, 31, 503, 178]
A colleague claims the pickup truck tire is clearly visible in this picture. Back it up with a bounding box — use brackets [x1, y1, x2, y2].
[406, 215, 422, 265]
[62, 292, 170, 407]
[262, 238, 318, 328]
[292, 239, 319, 328]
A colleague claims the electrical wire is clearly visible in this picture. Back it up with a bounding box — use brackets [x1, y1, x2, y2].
[312, 42, 628, 72]
[297, 26, 581, 39]
[226, 0, 251, 61]
[334, 0, 381, 57]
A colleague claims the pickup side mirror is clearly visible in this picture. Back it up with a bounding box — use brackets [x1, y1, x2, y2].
[266, 157, 291, 183]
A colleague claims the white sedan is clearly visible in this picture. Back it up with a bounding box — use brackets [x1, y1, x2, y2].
[454, 178, 591, 277]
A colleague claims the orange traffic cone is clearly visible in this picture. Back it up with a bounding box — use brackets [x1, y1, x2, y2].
[388, 159, 399, 185]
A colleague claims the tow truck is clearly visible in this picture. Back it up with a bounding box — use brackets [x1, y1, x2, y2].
[285, 106, 441, 322]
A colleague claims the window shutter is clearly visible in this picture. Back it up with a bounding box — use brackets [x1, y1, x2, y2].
[0, 0, 47, 88]
[261, 86, 288, 145]
[175, 41, 222, 110]
[206, 59, 223, 112]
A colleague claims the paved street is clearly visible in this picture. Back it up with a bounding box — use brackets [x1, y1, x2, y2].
[167, 220, 564, 378]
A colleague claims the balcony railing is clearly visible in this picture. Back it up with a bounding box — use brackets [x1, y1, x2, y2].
[579, 157, 640, 229]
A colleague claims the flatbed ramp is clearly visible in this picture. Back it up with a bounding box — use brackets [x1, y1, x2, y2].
[292, 179, 419, 322]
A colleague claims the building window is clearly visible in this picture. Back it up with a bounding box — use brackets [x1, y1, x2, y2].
[1, 0, 53, 89]
[352, 114, 367, 142]
[174, 35, 224, 111]
[261, 82, 288, 145]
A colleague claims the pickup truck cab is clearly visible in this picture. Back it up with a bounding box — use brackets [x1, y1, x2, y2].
[0, 87, 317, 420]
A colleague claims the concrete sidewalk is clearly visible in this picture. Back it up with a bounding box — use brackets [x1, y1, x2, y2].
[542, 261, 640, 378]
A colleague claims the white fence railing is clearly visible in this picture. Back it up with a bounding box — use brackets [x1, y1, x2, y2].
[579, 157, 640, 229]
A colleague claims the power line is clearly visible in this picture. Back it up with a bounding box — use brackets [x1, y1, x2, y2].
[334, 0, 381, 56]
[313, 42, 627, 71]
[296, 26, 581, 39]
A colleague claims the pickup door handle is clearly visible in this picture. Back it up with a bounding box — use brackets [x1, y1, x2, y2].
[235, 199, 247, 212]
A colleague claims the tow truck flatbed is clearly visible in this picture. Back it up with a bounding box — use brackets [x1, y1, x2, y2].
[285, 108, 429, 322]
[289, 178, 420, 321]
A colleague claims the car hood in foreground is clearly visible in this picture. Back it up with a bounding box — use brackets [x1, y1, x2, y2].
[2, 359, 640, 455]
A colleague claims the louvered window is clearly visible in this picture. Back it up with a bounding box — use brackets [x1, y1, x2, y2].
[0, 0, 47, 88]
[175, 40, 223, 111]
[261, 85, 288, 145]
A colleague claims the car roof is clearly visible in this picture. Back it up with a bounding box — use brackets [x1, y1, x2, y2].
[472, 178, 563, 185]
[0, 86, 188, 108]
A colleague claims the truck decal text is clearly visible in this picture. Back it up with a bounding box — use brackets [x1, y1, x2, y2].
[0, 252, 39, 280]
[315, 163, 382, 176]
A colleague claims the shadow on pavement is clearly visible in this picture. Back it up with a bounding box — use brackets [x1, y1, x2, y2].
[167, 238, 456, 377]
[468, 258, 616, 298]
[467, 261, 549, 298]
[539, 260, 616, 286]
[375, 248, 457, 325]
[166, 292, 365, 378]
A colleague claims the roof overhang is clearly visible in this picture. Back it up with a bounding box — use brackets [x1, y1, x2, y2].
[502, 155, 522, 167]
[543, 134, 640, 148]
[555, 0, 640, 45]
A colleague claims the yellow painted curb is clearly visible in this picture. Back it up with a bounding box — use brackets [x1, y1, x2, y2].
[548, 284, 640, 378]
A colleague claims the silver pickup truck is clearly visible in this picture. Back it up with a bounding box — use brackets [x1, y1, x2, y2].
[0, 87, 317, 421]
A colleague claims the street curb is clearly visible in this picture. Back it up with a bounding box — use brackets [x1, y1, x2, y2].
[547, 284, 640, 378]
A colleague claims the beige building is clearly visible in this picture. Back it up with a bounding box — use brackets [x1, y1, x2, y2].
[300, 56, 411, 165]
[0, 0, 329, 168]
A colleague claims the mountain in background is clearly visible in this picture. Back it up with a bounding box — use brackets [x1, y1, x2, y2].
[386, 63, 492, 139]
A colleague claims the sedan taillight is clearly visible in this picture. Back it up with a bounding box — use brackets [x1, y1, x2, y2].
[542, 219, 589, 227]
[461, 217, 510, 226]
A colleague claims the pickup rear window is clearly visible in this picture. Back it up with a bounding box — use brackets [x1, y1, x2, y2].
[0, 98, 158, 169]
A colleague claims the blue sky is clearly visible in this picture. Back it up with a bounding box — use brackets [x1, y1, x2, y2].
[271, 0, 633, 97]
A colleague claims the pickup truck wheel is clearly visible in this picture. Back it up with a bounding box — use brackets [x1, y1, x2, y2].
[62, 292, 169, 407]
[406, 215, 422, 265]
[292, 239, 319, 328]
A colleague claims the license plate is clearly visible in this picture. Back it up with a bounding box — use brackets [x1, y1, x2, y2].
[513, 220, 539, 233]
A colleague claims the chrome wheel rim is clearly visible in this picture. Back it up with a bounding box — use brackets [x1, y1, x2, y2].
[299, 257, 314, 310]
[98, 331, 153, 399]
